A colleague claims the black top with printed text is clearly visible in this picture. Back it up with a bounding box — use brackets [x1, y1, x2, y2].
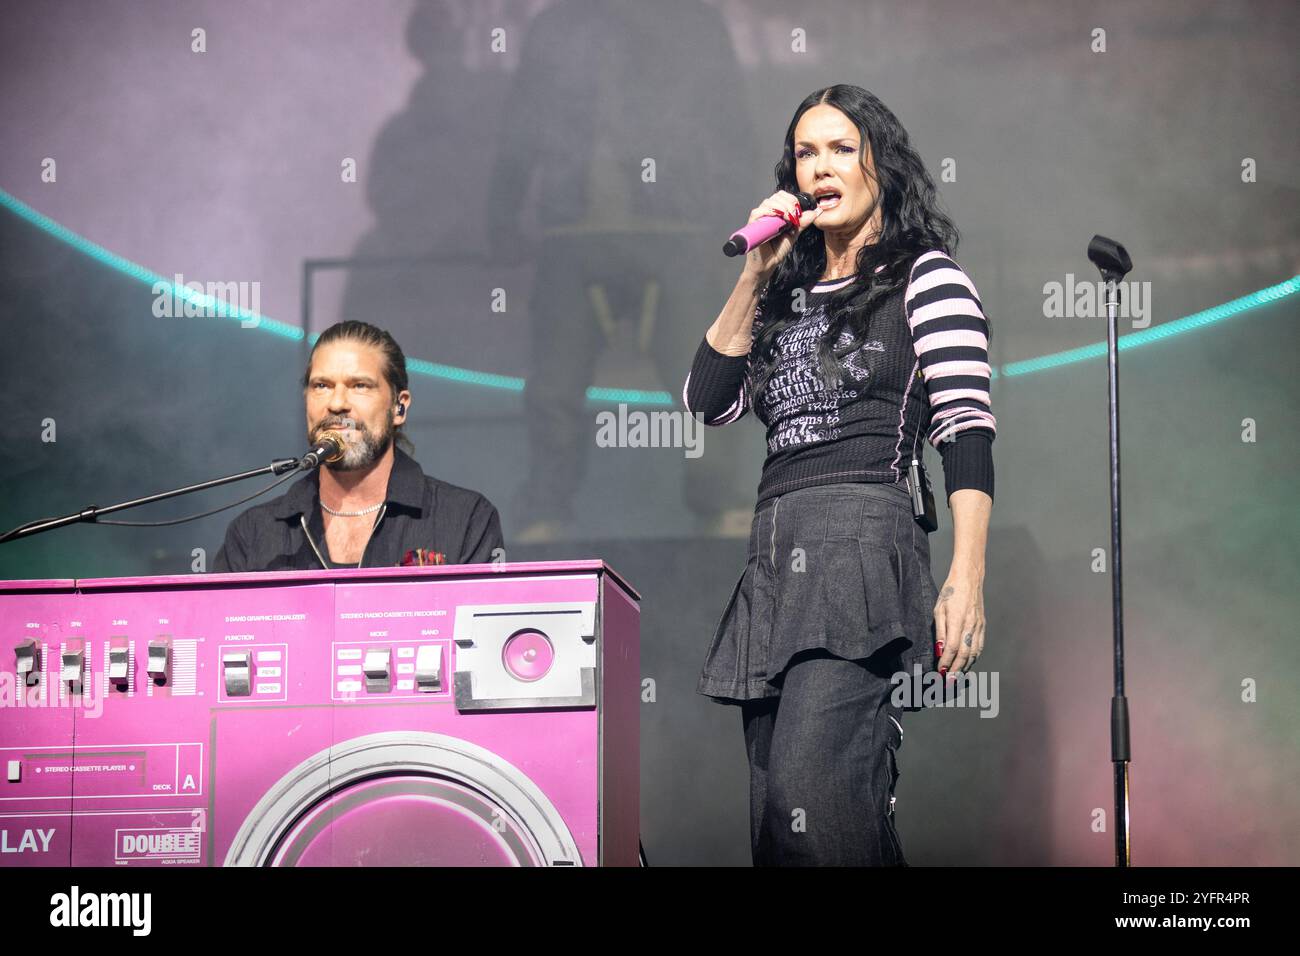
[683, 251, 996, 505]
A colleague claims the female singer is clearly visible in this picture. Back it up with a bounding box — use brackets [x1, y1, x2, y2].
[683, 84, 995, 865]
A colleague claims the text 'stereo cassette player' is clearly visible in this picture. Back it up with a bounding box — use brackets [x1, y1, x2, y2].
[0, 560, 639, 866]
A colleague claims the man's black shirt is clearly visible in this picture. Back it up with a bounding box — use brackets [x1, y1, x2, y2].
[211, 447, 503, 572]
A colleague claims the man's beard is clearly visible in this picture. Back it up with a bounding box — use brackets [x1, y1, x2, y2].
[310, 414, 394, 472]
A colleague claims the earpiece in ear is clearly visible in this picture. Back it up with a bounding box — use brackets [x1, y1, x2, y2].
[397, 402, 406, 416]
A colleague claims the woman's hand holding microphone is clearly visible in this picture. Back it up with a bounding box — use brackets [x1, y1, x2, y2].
[740, 190, 822, 282]
[706, 191, 820, 356]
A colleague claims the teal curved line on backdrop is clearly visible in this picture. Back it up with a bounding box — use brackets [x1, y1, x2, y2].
[2, 189, 1296, 394]
[1002, 275, 1300, 377]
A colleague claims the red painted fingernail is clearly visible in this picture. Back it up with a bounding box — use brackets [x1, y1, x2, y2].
[935, 641, 944, 656]
[938, 666, 947, 676]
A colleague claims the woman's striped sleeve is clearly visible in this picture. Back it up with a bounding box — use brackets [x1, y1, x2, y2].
[906, 250, 996, 499]
[682, 340, 751, 425]
[681, 294, 765, 426]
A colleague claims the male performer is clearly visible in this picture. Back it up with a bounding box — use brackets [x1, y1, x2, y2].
[212, 320, 503, 571]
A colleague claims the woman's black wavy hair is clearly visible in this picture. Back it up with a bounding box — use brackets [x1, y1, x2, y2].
[750, 84, 961, 402]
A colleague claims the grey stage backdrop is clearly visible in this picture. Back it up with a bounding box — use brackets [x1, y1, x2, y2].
[0, 0, 1297, 865]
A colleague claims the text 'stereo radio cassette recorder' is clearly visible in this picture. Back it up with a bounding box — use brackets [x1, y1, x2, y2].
[0, 561, 639, 866]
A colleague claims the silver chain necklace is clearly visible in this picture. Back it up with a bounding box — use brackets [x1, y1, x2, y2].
[321, 500, 384, 518]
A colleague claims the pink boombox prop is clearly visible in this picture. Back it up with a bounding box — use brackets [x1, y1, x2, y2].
[0, 560, 639, 866]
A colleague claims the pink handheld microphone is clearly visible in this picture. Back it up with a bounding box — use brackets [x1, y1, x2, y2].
[722, 191, 817, 257]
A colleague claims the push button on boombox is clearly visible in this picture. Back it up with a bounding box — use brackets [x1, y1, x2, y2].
[14, 638, 39, 687]
[415, 645, 442, 692]
[502, 630, 554, 682]
[363, 648, 392, 694]
[108, 642, 130, 688]
[61, 644, 84, 694]
[223, 651, 252, 697]
[147, 638, 171, 686]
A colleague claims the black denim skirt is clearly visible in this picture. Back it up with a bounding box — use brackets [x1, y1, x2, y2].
[697, 480, 940, 712]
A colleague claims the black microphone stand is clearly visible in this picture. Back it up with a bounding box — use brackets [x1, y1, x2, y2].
[0, 457, 303, 545]
[1087, 234, 1134, 868]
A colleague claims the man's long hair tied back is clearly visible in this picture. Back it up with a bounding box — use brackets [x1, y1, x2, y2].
[302, 320, 415, 455]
